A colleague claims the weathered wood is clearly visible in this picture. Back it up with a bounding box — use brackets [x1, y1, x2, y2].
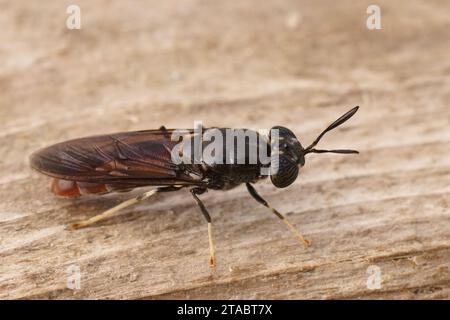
[0, 0, 449, 299]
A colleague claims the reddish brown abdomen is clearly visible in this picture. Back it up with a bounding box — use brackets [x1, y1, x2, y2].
[51, 179, 109, 198]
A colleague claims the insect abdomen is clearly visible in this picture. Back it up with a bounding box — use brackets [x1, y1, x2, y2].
[51, 179, 113, 197]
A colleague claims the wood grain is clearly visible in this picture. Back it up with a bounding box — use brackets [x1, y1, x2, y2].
[0, 0, 449, 299]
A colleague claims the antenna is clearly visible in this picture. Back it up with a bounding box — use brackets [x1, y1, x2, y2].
[304, 106, 359, 155]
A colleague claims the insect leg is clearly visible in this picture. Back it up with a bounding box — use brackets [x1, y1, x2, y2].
[246, 183, 311, 247]
[68, 186, 182, 230]
[190, 188, 216, 268]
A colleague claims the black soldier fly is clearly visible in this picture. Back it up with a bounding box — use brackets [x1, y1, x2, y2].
[30, 106, 359, 267]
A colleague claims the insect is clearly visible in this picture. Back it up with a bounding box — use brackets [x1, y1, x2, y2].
[30, 106, 359, 267]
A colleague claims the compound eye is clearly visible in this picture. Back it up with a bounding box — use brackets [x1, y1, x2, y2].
[269, 126, 304, 164]
[270, 154, 299, 188]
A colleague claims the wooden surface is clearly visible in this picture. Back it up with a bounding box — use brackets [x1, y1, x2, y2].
[1, 0, 449, 299]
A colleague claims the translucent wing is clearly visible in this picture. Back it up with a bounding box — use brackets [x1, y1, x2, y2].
[30, 129, 205, 188]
